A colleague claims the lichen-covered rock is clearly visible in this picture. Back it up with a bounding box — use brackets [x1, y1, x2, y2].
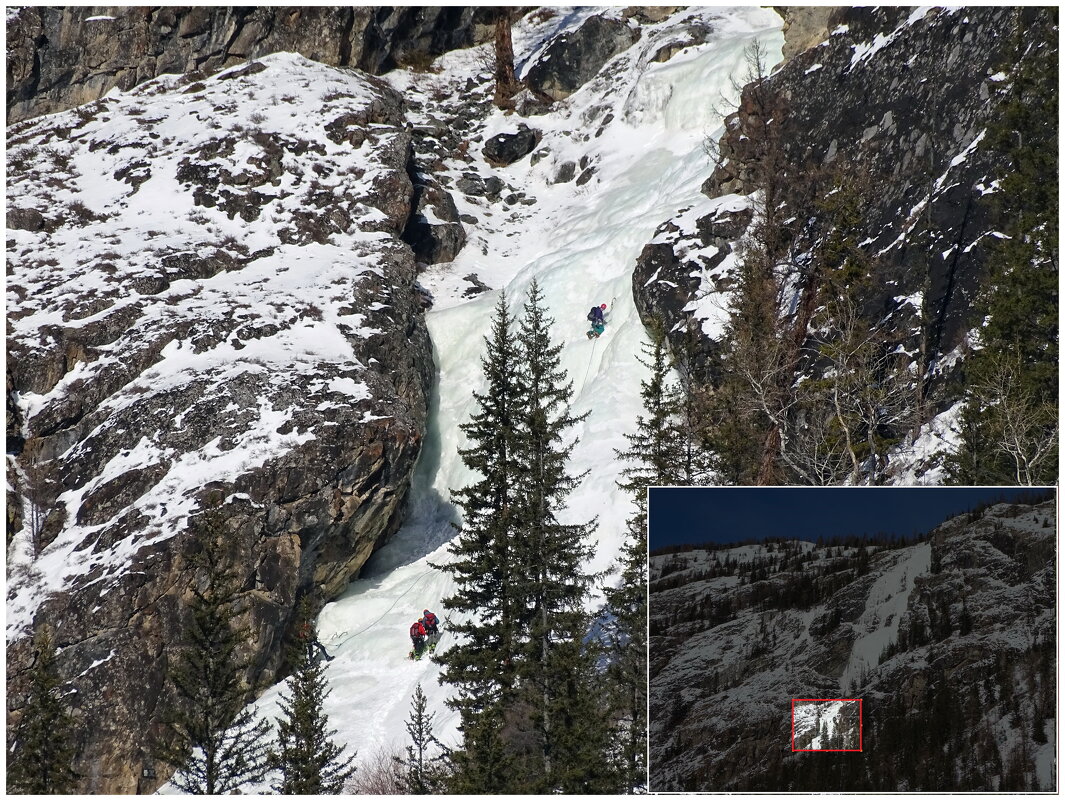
[523, 15, 640, 101]
[5, 54, 432, 793]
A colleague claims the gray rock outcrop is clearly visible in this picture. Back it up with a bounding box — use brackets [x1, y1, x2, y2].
[482, 123, 541, 167]
[405, 173, 467, 264]
[633, 6, 1049, 403]
[6, 54, 432, 793]
[6, 6, 509, 123]
[523, 14, 640, 100]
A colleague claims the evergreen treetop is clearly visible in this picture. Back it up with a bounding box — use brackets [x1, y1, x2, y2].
[154, 509, 271, 794]
[402, 683, 448, 793]
[7, 630, 79, 794]
[270, 612, 355, 794]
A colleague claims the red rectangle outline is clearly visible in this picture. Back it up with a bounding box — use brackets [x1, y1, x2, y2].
[791, 698, 863, 752]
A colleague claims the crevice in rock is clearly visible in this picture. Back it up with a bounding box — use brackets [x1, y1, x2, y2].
[220, 8, 253, 64]
[36, 408, 85, 439]
[927, 189, 976, 391]
[338, 7, 356, 67]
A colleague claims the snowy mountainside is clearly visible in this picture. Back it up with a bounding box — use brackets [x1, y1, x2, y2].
[793, 699, 860, 751]
[649, 499, 1056, 791]
[6, 53, 432, 791]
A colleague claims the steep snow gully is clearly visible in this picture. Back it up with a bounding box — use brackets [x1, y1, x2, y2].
[242, 8, 785, 766]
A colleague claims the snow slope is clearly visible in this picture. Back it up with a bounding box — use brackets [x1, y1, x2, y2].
[238, 6, 785, 773]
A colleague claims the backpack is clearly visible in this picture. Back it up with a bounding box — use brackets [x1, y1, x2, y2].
[410, 622, 423, 637]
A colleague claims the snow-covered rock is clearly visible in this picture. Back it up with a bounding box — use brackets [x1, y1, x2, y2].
[6, 53, 432, 792]
[523, 13, 640, 101]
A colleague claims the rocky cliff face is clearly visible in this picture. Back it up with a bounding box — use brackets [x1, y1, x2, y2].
[632, 6, 1050, 439]
[6, 6, 512, 124]
[649, 499, 1056, 791]
[6, 53, 433, 792]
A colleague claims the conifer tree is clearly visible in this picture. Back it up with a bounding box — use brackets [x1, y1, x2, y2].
[510, 279, 602, 790]
[603, 517, 648, 793]
[949, 9, 1058, 484]
[270, 615, 355, 794]
[437, 291, 524, 790]
[443, 705, 512, 794]
[439, 283, 608, 792]
[155, 510, 272, 794]
[539, 634, 619, 794]
[402, 684, 448, 793]
[618, 324, 685, 492]
[673, 323, 716, 485]
[7, 631, 79, 794]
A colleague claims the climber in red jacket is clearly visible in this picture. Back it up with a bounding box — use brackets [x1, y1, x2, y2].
[410, 619, 427, 653]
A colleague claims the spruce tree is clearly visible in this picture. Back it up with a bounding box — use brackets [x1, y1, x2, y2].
[439, 283, 609, 792]
[949, 9, 1058, 484]
[673, 323, 716, 485]
[603, 515, 648, 793]
[539, 634, 618, 793]
[437, 291, 524, 791]
[617, 324, 684, 492]
[402, 684, 447, 793]
[7, 631, 79, 794]
[270, 617, 355, 794]
[155, 510, 272, 794]
[510, 279, 602, 790]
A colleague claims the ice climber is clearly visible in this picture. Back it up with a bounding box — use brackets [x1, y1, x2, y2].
[423, 609, 439, 636]
[299, 621, 335, 663]
[587, 303, 608, 339]
[410, 618, 427, 653]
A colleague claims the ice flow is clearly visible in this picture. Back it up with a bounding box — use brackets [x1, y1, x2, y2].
[248, 7, 785, 763]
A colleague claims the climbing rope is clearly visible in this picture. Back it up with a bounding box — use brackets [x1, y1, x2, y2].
[581, 335, 598, 389]
[327, 566, 437, 649]
[579, 295, 615, 389]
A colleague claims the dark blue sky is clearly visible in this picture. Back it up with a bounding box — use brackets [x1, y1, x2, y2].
[648, 487, 1050, 549]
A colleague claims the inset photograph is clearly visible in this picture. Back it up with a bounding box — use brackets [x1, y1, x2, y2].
[792, 698, 862, 752]
[649, 487, 1056, 792]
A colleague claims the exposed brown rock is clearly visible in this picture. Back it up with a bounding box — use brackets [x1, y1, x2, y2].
[775, 6, 846, 60]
